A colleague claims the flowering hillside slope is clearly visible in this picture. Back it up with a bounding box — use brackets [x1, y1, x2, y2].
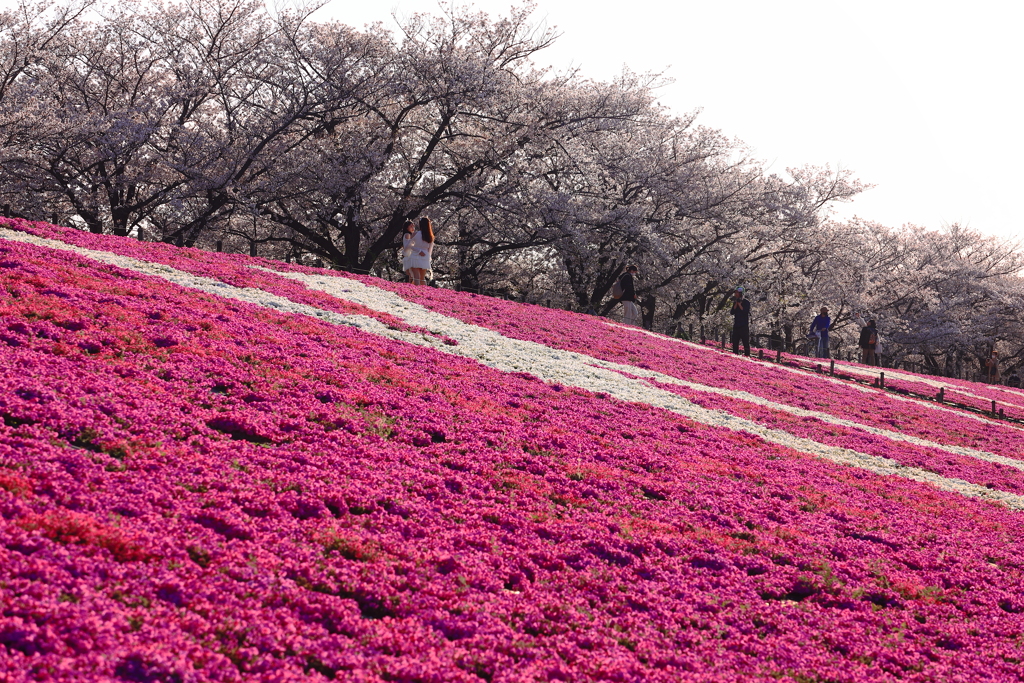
[2, 220, 1024, 683]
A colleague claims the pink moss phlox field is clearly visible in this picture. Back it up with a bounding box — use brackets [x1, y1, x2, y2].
[3, 226, 1024, 681]
[634, 374, 1024, 495]
[11, 218, 1020, 444]
[821, 359, 1024, 421]
[749, 350, 1024, 421]
[2, 218, 458, 346]
[333, 274, 1024, 458]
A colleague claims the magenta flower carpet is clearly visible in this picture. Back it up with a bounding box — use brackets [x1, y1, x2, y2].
[2, 219, 1023, 682]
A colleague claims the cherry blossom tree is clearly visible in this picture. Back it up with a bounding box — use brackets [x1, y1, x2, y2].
[249, 5, 655, 275]
[0, 0, 1020, 369]
[807, 220, 1024, 372]
[0, 0, 95, 219]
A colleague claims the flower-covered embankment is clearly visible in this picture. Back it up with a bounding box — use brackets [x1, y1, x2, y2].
[3, 221, 1024, 682]
[6, 223, 1023, 507]
[343, 271, 1024, 451]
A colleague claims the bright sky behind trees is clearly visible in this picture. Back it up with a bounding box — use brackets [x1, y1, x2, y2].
[316, 0, 1022, 242]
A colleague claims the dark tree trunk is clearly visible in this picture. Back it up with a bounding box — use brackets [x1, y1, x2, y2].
[590, 264, 625, 310]
[358, 211, 415, 275]
[641, 294, 656, 330]
[111, 205, 131, 237]
[459, 266, 480, 293]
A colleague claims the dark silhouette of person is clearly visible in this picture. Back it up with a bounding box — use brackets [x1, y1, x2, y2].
[730, 287, 751, 356]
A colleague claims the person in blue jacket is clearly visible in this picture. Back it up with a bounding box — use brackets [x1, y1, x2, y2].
[809, 307, 831, 358]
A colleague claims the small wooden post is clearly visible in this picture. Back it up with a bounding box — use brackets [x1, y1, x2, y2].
[215, 241, 223, 252]
[758, 349, 764, 360]
[816, 364, 822, 374]
[937, 387, 944, 403]
[829, 360, 835, 376]
[999, 408, 1005, 419]
[992, 400, 997, 416]
[776, 349, 782, 362]
[879, 372, 885, 389]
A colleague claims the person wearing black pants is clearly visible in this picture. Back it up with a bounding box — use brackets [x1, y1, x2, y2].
[730, 287, 751, 356]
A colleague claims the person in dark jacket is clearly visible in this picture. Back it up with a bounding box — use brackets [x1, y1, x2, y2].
[986, 351, 1000, 384]
[730, 286, 751, 356]
[858, 318, 878, 366]
[619, 265, 640, 326]
[809, 307, 831, 358]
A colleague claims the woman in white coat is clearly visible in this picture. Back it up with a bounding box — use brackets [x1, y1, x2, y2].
[402, 217, 434, 286]
[401, 220, 416, 282]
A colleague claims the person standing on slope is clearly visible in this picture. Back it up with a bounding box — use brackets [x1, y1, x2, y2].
[730, 286, 751, 356]
[857, 316, 878, 366]
[986, 350, 1000, 384]
[401, 220, 417, 283]
[403, 216, 435, 286]
[618, 265, 641, 326]
[809, 307, 832, 359]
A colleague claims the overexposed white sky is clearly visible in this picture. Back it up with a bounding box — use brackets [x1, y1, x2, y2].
[313, 0, 1023, 242]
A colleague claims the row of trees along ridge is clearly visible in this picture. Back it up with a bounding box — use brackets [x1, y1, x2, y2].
[1, 0, 1022, 378]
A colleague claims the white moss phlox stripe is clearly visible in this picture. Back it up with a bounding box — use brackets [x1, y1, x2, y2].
[604, 321, 1024, 432]
[258, 266, 1024, 511]
[597, 363, 1024, 473]
[2, 226, 1021, 511]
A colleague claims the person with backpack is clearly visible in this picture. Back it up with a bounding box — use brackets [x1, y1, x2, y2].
[730, 286, 751, 356]
[857, 316, 878, 366]
[612, 265, 640, 326]
[809, 307, 832, 358]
